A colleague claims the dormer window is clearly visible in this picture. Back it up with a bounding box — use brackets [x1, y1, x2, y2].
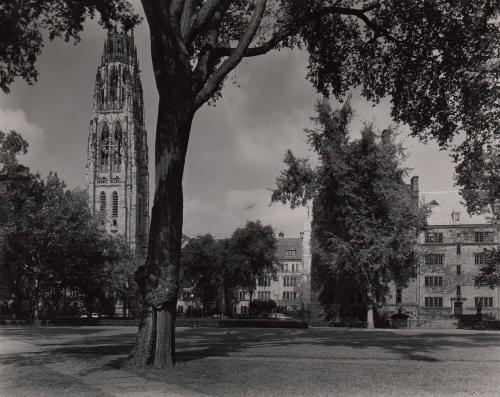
[452, 211, 460, 222]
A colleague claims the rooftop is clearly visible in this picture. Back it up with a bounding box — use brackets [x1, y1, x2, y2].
[276, 237, 303, 261]
[420, 191, 492, 226]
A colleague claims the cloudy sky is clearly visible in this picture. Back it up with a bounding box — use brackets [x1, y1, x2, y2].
[0, 2, 457, 238]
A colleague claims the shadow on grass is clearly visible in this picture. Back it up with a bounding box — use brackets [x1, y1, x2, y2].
[1, 326, 499, 373]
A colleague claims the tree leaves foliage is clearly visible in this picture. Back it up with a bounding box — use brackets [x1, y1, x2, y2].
[272, 100, 428, 310]
[0, 130, 134, 317]
[181, 220, 277, 312]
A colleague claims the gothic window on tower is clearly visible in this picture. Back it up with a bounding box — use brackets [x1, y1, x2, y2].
[122, 69, 129, 103]
[99, 192, 106, 222]
[112, 122, 122, 172]
[99, 123, 110, 172]
[112, 191, 118, 218]
[110, 66, 118, 103]
[138, 197, 142, 227]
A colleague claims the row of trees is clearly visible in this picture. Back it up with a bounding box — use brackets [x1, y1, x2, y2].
[181, 220, 277, 317]
[0, 130, 135, 319]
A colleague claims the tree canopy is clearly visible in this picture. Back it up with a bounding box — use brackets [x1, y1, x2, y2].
[0, 131, 135, 319]
[272, 100, 428, 317]
[181, 221, 278, 315]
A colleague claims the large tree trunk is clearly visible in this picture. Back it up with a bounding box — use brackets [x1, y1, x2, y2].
[129, 89, 193, 369]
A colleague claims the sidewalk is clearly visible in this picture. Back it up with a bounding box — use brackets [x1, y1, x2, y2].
[0, 333, 209, 397]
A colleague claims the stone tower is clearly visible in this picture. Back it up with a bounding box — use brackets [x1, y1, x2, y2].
[85, 28, 149, 262]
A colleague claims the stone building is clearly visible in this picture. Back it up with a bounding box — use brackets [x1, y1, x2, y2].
[85, 29, 149, 262]
[177, 208, 313, 316]
[386, 191, 500, 319]
[233, 208, 312, 315]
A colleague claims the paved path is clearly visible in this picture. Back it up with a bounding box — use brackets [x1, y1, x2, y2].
[0, 330, 208, 397]
[1, 326, 500, 396]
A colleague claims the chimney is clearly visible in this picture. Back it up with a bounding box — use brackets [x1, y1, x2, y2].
[278, 232, 284, 238]
[410, 176, 419, 207]
[410, 176, 419, 195]
[381, 129, 392, 146]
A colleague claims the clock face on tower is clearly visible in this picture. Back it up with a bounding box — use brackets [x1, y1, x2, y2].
[101, 136, 120, 154]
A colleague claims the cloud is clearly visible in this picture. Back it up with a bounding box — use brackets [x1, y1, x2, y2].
[0, 108, 45, 170]
[183, 188, 307, 239]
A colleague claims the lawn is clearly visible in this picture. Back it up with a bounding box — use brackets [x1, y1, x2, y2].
[1, 326, 499, 396]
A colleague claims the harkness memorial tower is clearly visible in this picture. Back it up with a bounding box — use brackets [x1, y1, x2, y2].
[85, 28, 149, 263]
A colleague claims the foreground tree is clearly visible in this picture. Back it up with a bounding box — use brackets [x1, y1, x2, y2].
[3, 0, 500, 367]
[272, 100, 428, 326]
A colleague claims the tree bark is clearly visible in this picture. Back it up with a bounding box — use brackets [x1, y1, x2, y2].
[129, 87, 193, 368]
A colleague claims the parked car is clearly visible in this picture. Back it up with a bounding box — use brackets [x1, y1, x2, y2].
[268, 313, 293, 320]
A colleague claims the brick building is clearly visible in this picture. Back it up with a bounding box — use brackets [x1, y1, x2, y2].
[386, 191, 500, 319]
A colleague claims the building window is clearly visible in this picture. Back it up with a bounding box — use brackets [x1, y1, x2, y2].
[112, 122, 122, 172]
[475, 231, 494, 243]
[425, 232, 443, 243]
[456, 265, 461, 275]
[424, 254, 444, 265]
[241, 306, 248, 314]
[457, 245, 461, 255]
[258, 277, 271, 287]
[177, 305, 184, 314]
[424, 297, 443, 307]
[475, 276, 490, 287]
[238, 291, 246, 301]
[396, 289, 402, 304]
[474, 254, 487, 265]
[456, 285, 461, 297]
[424, 276, 443, 287]
[99, 191, 106, 212]
[112, 191, 118, 217]
[475, 297, 493, 307]
[285, 249, 296, 257]
[258, 291, 271, 300]
[452, 211, 460, 222]
[283, 277, 297, 287]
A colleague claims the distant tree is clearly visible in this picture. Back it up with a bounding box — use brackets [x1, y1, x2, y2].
[1, 131, 134, 318]
[475, 248, 500, 289]
[272, 100, 428, 326]
[3, 0, 500, 368]
[181, 234, 220, 313]
[229, 221, 278, 312]
[456, 143, 500, 216]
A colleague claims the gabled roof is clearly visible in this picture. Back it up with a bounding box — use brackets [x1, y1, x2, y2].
[421, 191, 491, 226]
[276, 237, 302, 261]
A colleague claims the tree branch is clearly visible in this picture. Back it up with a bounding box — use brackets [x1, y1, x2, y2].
[191, 3, 227, 95]
[193, 0, 267, 110]
[170, 0, 185, 20]
[147, 0, 191, 75]
[180, 0, 194, 38]
[184, 0, 223, 44]
[214, 2, 394, 58]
